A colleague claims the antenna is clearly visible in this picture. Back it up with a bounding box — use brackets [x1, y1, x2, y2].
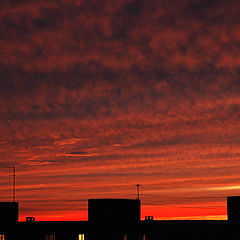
[136, 184, 140, 200]
[13, 167, 16, 202]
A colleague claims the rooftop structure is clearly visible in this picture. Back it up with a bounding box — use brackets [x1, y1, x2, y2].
[227, 196, 240, 221]
[88, 198, 140, 223]
[0, 202, 18, 224]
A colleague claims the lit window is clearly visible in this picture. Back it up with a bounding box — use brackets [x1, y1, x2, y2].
[79, 234, 84, 240]
[45, 234, 55, 240]
[0, 235, 5, 240]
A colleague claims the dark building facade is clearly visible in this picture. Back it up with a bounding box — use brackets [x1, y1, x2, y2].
[0, 202, 18, 240]
[0, 202, 18, 224]
[88, 199, 140, 223]
[1, 197, 240, 240]
[88, 199, 141, 240]
[227, 196, 240, 221]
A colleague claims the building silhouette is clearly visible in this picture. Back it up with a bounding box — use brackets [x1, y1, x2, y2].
[0, 196, 239, 240]
[0, 202, 18, 224]
[88, 199, 140, 223]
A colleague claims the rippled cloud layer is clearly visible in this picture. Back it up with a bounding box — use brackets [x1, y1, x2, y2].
[0, 0, 240, 220]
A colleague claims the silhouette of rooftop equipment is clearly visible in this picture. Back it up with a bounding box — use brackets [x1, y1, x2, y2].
[26, 217, 35, 222]
[227, 196, 240, 221]
[88, 199, 141, 223]
[0, 202, 18, 223]
[145, 216, 154, 221]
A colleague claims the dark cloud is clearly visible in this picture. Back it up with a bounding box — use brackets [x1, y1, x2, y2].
[67, 151, 88, 155]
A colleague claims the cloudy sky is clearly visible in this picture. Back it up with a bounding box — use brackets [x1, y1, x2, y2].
[1, 0, 240, 221]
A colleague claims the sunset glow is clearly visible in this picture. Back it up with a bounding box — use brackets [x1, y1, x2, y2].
[0, 0, 240, 221]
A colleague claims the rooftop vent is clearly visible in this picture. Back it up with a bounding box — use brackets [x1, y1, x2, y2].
[26, 217, 35, 222]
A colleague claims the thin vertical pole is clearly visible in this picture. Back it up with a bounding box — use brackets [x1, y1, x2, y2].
[13, 167, 15, 202]
[136, 184, 140, 200]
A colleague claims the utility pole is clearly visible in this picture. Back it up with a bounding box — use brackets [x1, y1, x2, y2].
[136, 184, 140, 200]
[13, 167, 16, 202]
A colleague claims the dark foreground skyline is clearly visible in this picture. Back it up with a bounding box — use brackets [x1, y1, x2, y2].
[0, 197, 240, 240]
[1, 0, 240, 220]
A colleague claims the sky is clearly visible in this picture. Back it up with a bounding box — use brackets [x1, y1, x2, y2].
[1, 0, 240, 221]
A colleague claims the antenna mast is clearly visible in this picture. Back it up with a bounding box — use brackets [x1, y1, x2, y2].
[136, 184, 140, 200]
[13, 167, 16, 202]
